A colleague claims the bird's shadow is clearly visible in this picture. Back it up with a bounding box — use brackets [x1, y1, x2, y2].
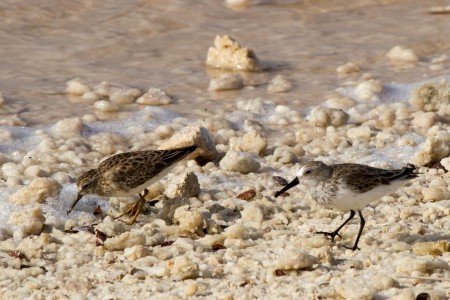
[398, 233, 450, 244]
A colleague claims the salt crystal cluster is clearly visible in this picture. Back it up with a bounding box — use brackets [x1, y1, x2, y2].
[386, 45, 419, 64]
[209, 74, 244, 91]
[206, 35, 262, 71]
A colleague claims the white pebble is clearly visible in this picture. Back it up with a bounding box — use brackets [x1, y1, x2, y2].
[267, 75, 291, 93]
[354, 79, 383, 101]
[136, 88, 172, 105]
[336, 62, 360, 75]
[94, 81, 111, 97]
[109, 88, 135, 104]
[386, 45, 419, 64]
[219, 151, 261, 174]
[65, 78, 90, 95]
[8, 207, 46, 236]
[205, 35, 262, 71]
[1, 162, 24, 177]
[347, 125, 371, 140]
[82, 91, 100, 102]
[168, 256, 200, 280]
[209, 74, 244, 91]
[93, 100, 120, 112]
[275, 249, 317, 270]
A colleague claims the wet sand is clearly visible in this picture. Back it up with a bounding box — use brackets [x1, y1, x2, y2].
[1, 0, 450, 125]
[0, 1, 449, 299]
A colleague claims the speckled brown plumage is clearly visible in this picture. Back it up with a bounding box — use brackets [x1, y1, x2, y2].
[67, 145, 198, 224]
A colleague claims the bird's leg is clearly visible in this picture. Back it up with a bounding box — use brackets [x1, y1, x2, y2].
[114, 189, 149, 224]
[127, 189, 149, 225]
[316, 210, 356, 242]
[343, 210, 365, 251]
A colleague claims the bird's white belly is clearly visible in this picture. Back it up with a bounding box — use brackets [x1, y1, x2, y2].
[323, 180, 408, 211]
[113, 162, 181, 197]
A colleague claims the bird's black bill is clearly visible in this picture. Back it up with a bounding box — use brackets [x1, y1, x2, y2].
[67, 193, 83, 215]
[274, 177, 299, 197]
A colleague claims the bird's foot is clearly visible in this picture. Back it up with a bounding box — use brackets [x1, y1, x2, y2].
[316, 230, 342, 242]
[343, 244, 360, 251]
[114, 202, 138, 219]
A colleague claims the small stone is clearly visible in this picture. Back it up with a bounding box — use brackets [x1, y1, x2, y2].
[184, 281, 199, 296]
[241, 202, 263, 225]
[219, 151, 261, 174]
[391, 289, 415, 300]
[94, 81, 111, 97]
[421, 187, 449, 202]
[1, 162, 24, 177]
[95, 217, 127, 237]
[386, 45, 419, 64]
[224, 224, 245, 239]
[411, 112, 438, 128]
[308, 107, 349, 127]
[93, 100, 120, 112]
[24, 165, 47, 178]
[229, 131, 267, 155]
[412, 240, 450, 256]
[272, 147, 297, 164]
[9, 178, 61, 206]
[273, 176, 288, 186]
[209, 74, 244, 91]
[173, 206, 203, 234]
[371, 274, 396, 290]
[267, 75, 291, 93]
[396, 256, 449, 275]
[103, 232, 145, 251]
[413, 136, 450, 166]
[159, 125, 218, 164]
[354, 79, 383, 101]
[378, 110, 396, 128]
[336, 62, 360, 75]
[136, 88, 172, 105]
[82, 91, 100, 102]
[109, 88, 135, 104]
[124, 245, 150, 261]
[165, 172, 200, 198]
[440, 157, 450, 171]
[65, 78, 90, 95]
[237, 189, 256, 200]
[275, 249, 317, 270]
[410, 80, 450, 111]
[51, 118, 86, 139]
[206, 35, 262, 71]
[335, 279, 375, 300]
[168, 256, 200, 280]
[347, 125, 371, 140]
[8, 207, 46, 236]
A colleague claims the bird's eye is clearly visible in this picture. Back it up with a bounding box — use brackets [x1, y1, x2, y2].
[305, 170, 312, 175]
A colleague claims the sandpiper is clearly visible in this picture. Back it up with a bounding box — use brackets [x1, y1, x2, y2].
[67, 145, 198, 225]
[275, 161, 417, 250]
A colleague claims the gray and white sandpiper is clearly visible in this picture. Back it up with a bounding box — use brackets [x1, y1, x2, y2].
[275, 161, 417, 250]
[67, 145, 198, 225]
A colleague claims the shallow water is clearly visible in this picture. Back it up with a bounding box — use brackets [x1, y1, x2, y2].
[0, 0, 449, 125]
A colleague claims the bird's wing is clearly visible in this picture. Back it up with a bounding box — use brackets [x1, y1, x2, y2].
[99, 146, 197, 190]
[333, 164, 415, 193]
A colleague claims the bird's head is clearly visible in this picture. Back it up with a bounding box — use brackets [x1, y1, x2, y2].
[67, 169, 99, 215]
